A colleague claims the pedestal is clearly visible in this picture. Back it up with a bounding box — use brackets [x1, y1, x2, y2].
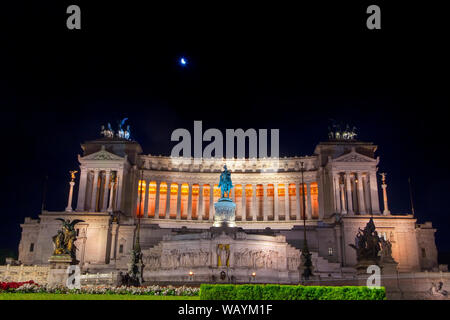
[355, 259, 380, 275]
[213, 198, 236, 227]
[47, 254, 75, 287]
[381, 260, 398, 275]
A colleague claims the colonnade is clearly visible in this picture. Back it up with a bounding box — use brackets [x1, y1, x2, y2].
[76, 169, 122, 212]
[136, 180, 320, 221]
[333, 171, 379, 215]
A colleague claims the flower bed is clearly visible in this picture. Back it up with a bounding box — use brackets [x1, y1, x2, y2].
[0, 281, 199, 296]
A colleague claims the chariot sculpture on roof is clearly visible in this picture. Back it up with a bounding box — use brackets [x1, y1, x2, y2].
[100, 118, 132, 140]
[328, 120, 357, 141]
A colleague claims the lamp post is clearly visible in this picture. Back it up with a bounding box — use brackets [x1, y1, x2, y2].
[300, 162, 313, 282]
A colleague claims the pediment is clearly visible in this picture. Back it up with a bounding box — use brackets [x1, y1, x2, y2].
[80, 149, 124, 161]
[333, 150, 376, 163]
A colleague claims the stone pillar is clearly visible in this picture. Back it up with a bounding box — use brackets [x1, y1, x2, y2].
[295, 183, 301, 220]
[116, 170, 123, 212]
[76, 168, 88, 211]
[285, 184, 290, 221]
[357, 172, 366, 214]
[90, 169, 100, 212]
[154, 181, 160, 217]
[187, 183, 193, 220]
[363, 175, 372, 214]
[369, 172, 381, 213]
[334, 174, 341, 213]
[176, 183, 182, 220]
[242, 184, 247, 221]
[102, 170, 111, 212]
[47, 256, 74, 287]
[198, 184, 204, 221]
[142, 179, 150, 217]
[340, 180, 347, 214]
[109, 222, 118, 261]
[209, 184, 214, 222]
[274, 183, 279, 221]
[346, 173, 354, 214]
[263, 184, 268, 221]
[165, 182, 171, 219]
[306, 182, 312, 220]
[107, 177, 116, 212]
[65, 181, 75, 212]
[317, 170, 325, 220]
[252, 184, 257, 221]
[381, 178, 390, 215]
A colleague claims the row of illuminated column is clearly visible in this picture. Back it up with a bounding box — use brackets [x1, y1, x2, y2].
[76, 169, 123, 212]
[333, 171, 380, 215]
[136, 181, 320, 221]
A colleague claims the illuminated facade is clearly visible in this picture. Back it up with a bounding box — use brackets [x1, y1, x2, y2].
[17, 135, 439, 277]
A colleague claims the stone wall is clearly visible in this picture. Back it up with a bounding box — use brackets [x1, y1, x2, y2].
[0, 264, 49, 284]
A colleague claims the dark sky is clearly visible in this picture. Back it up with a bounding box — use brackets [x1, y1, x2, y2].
[2, 2, 450, 257]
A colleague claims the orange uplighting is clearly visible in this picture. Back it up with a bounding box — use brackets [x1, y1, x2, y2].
[170, 183, 178, 195]
[159, 182, 168, 194]
[278, 184, 285, 196]
[234, 184, 242, 197]
[213, 184, 221, 197]
[203, 184, 210, 196]
[181, 183, 189, 195]
[245, 184, 252, 197]
[256, 184, 263, 197]
[192, 184, 199, 195]
[267, 184, 274, 197]
[148, 181, 157, 194]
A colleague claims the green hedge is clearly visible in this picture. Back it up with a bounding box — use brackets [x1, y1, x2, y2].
[199, 284, 385, 300]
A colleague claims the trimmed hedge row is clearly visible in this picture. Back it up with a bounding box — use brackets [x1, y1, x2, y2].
[199, 284, 385, 300]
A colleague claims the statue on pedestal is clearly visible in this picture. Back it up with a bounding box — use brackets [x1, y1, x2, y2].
[52, 218, 85, 262]
[348, 218, 382, 274]
[218, 165, 233, 198]
[213, 165, 236, 227]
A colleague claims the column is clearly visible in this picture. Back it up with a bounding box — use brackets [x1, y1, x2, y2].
[334, 173, 341, 213]
[109, 222, 118, 261]
[340, 182, 347, 214]
[187, 183, 193, 220]
[176, 183, 182, 220]
[306, 182, 312, 220]
[154, 181, 160, 217]
[317, 169, 325, 220]
[295, 183, 301, 220]
[76, 168, 88, 211]
[363, 175, 372, 214]
[198, 184, 204, 221]
[209, 184, 214, 222]
[263, 184, 268, 221]
[116, 170, 123, 212]
[346, 173, 354, 214]
[357, 172, 366, 214]
[65, 181, 75, 212]
[381, 176, 390, 215]
[274, 183, 279, 221]
[143, 179, 149, 217]
[90, 169, 99, 211]
[102, 170, 111, 212]
[369, 172, 381, 213]
[252, 184, 257, 221]
[285, 184, 290, 221]
[242, 184, 247, 221]
[165, 182, 171, 219]
[107, 176, 116, 212]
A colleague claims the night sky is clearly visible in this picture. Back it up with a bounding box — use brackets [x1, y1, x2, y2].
[2, 2, 449, 260]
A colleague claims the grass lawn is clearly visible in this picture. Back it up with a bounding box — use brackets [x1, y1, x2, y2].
[0, 293, 200, 300]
